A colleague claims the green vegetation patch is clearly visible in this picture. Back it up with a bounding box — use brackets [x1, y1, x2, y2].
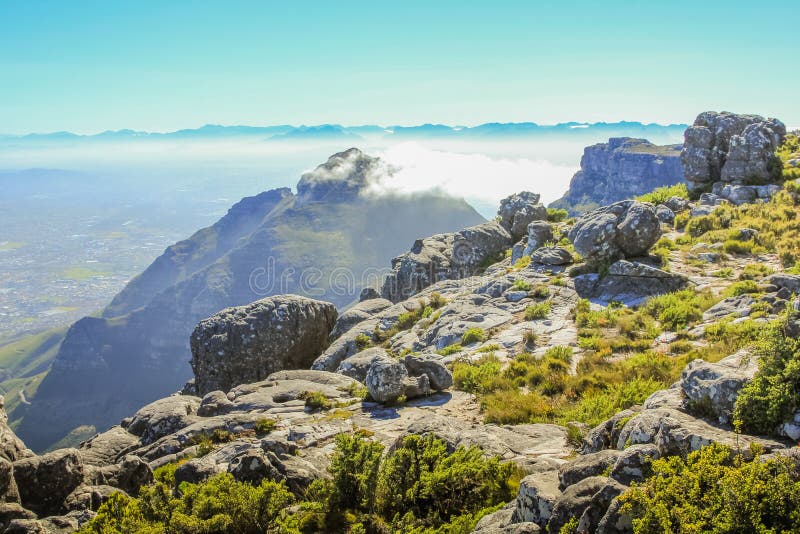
[636, 183, 689, 205]
[619, 443, 800, 533]
[81, 432, 520, 533]
[734, 317, 800, 435]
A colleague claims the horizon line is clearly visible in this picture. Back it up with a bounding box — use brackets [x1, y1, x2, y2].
[0, 119, 692, 139]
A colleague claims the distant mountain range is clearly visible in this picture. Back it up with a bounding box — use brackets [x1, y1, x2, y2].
[0, 121, 688, 143]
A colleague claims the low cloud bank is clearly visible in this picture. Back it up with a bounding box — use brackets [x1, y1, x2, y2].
[371, 142, 578, 215]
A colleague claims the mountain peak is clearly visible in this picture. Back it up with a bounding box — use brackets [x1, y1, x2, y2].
[295, 148, 387, 203]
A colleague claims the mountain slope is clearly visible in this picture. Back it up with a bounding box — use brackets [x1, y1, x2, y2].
[14, 149, 485, 451]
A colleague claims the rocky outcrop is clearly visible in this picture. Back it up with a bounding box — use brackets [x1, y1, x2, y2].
[573, 260, 688, 306]
[568, 201, 662, 266]
[19, 149, 484, 451]
[190, 295, 337, 395]
[497, 192, 548, 240]
[551, 137, 685, 214]
[380, 220, 512, 302]
[681, 111, 786, 194]
[13, 449, 84, 516]
[330, 298, 392, 340]
[295, 147, 384, 204]
[679, 349, 757, 425]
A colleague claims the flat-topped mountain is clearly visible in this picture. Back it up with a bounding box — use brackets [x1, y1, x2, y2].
[14, 149, 484, 451]
[550, 137, 685, 214]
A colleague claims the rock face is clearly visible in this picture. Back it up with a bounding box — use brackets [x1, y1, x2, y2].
[380, 221, 513, 302]
[567, 201, 661, 266]
[679, 350, 757, 425]
[573, 261, 688, 306]
[190, 295, 337, 395]
[551, 137, 685, 214]
[681, 111, 786, 192]
[13, 449, 84, 516]
[19, 149, 484, 451]
[497, 192, 548, 240]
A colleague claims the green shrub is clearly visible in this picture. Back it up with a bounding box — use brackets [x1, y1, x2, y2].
[723, 279, 761, 297]
[301, 390, 332, 411]
[739, 263, 774, 280]
[557, 378, 664, 427]
[525, 302, 551, 320]
[619, 443, 800, 533]
[481, 389, 554, 424]
[355, 333, 373, 350]
[532, 285, 550, 298]
[452, 356, 511, 394]
[375, 434, 518, 524]
[79, 474, 294, 534]
[643, 289, 715, 330]
[254, 418, 277, 435]
[462, 327, 487, 345]
[514, 256, 532, 270]
[636, 183, 689, 205]
[722, 239, 756, 255]
[734, 319, 800, 435]
[437, 343, 463, 356]
[547, 208, 569, 222]
[543, 345, 573, 362]
[512, 279, 532, 291]
[712, 267, 734, 278]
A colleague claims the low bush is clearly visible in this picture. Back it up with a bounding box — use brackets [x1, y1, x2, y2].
[462, 327, 487, 345]
[525, 302, 551, 320]
[636, 183, 689, 205]
[301, 390, 332, 411]
[619, 443, 800, 533]
[512, 279, 532, 291]
[739, 263, 774, 280]
[734, 318, 800, 435]
[723, 279, 761, 297]
[643, 289, 716, 330]
[547, 207, 569, 222]
[254, 418, 277, 435]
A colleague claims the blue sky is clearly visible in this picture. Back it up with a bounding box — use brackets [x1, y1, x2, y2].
[1, 0, 797, 134]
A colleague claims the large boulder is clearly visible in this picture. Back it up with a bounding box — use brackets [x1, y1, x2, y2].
[336, 347, 393, 384]
[573, 261, 687, 306]
[547, 476, 626, 534]
[13, 449, 84, 516]
[403, 354, 453, 391]
[0, 398, 32, 463]
[613, 407, 785, 458]
[497, 192, 548, 240]
[365, 358, 409, 403]
[679, 349, 757, 425]
[557, 450, 622, 490]
[681, 111, 786, 191]
[567, 201, 661, 265]
[380, 221, 512, 302]
[512, 470, 561, 526]
[190, 295, 338, 394]
[125, 395, 201, 444]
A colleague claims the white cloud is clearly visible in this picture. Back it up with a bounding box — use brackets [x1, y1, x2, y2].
[370, 142, 578, 214]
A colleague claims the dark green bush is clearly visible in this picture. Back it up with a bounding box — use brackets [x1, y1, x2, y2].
[79, 474, 294, 533]
[461, 327, 487, 345]
[619, 443, 800, 533]
[734, 318, 800, 435]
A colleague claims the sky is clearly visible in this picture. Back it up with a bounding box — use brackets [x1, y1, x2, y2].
[1, 0, 797, 134]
